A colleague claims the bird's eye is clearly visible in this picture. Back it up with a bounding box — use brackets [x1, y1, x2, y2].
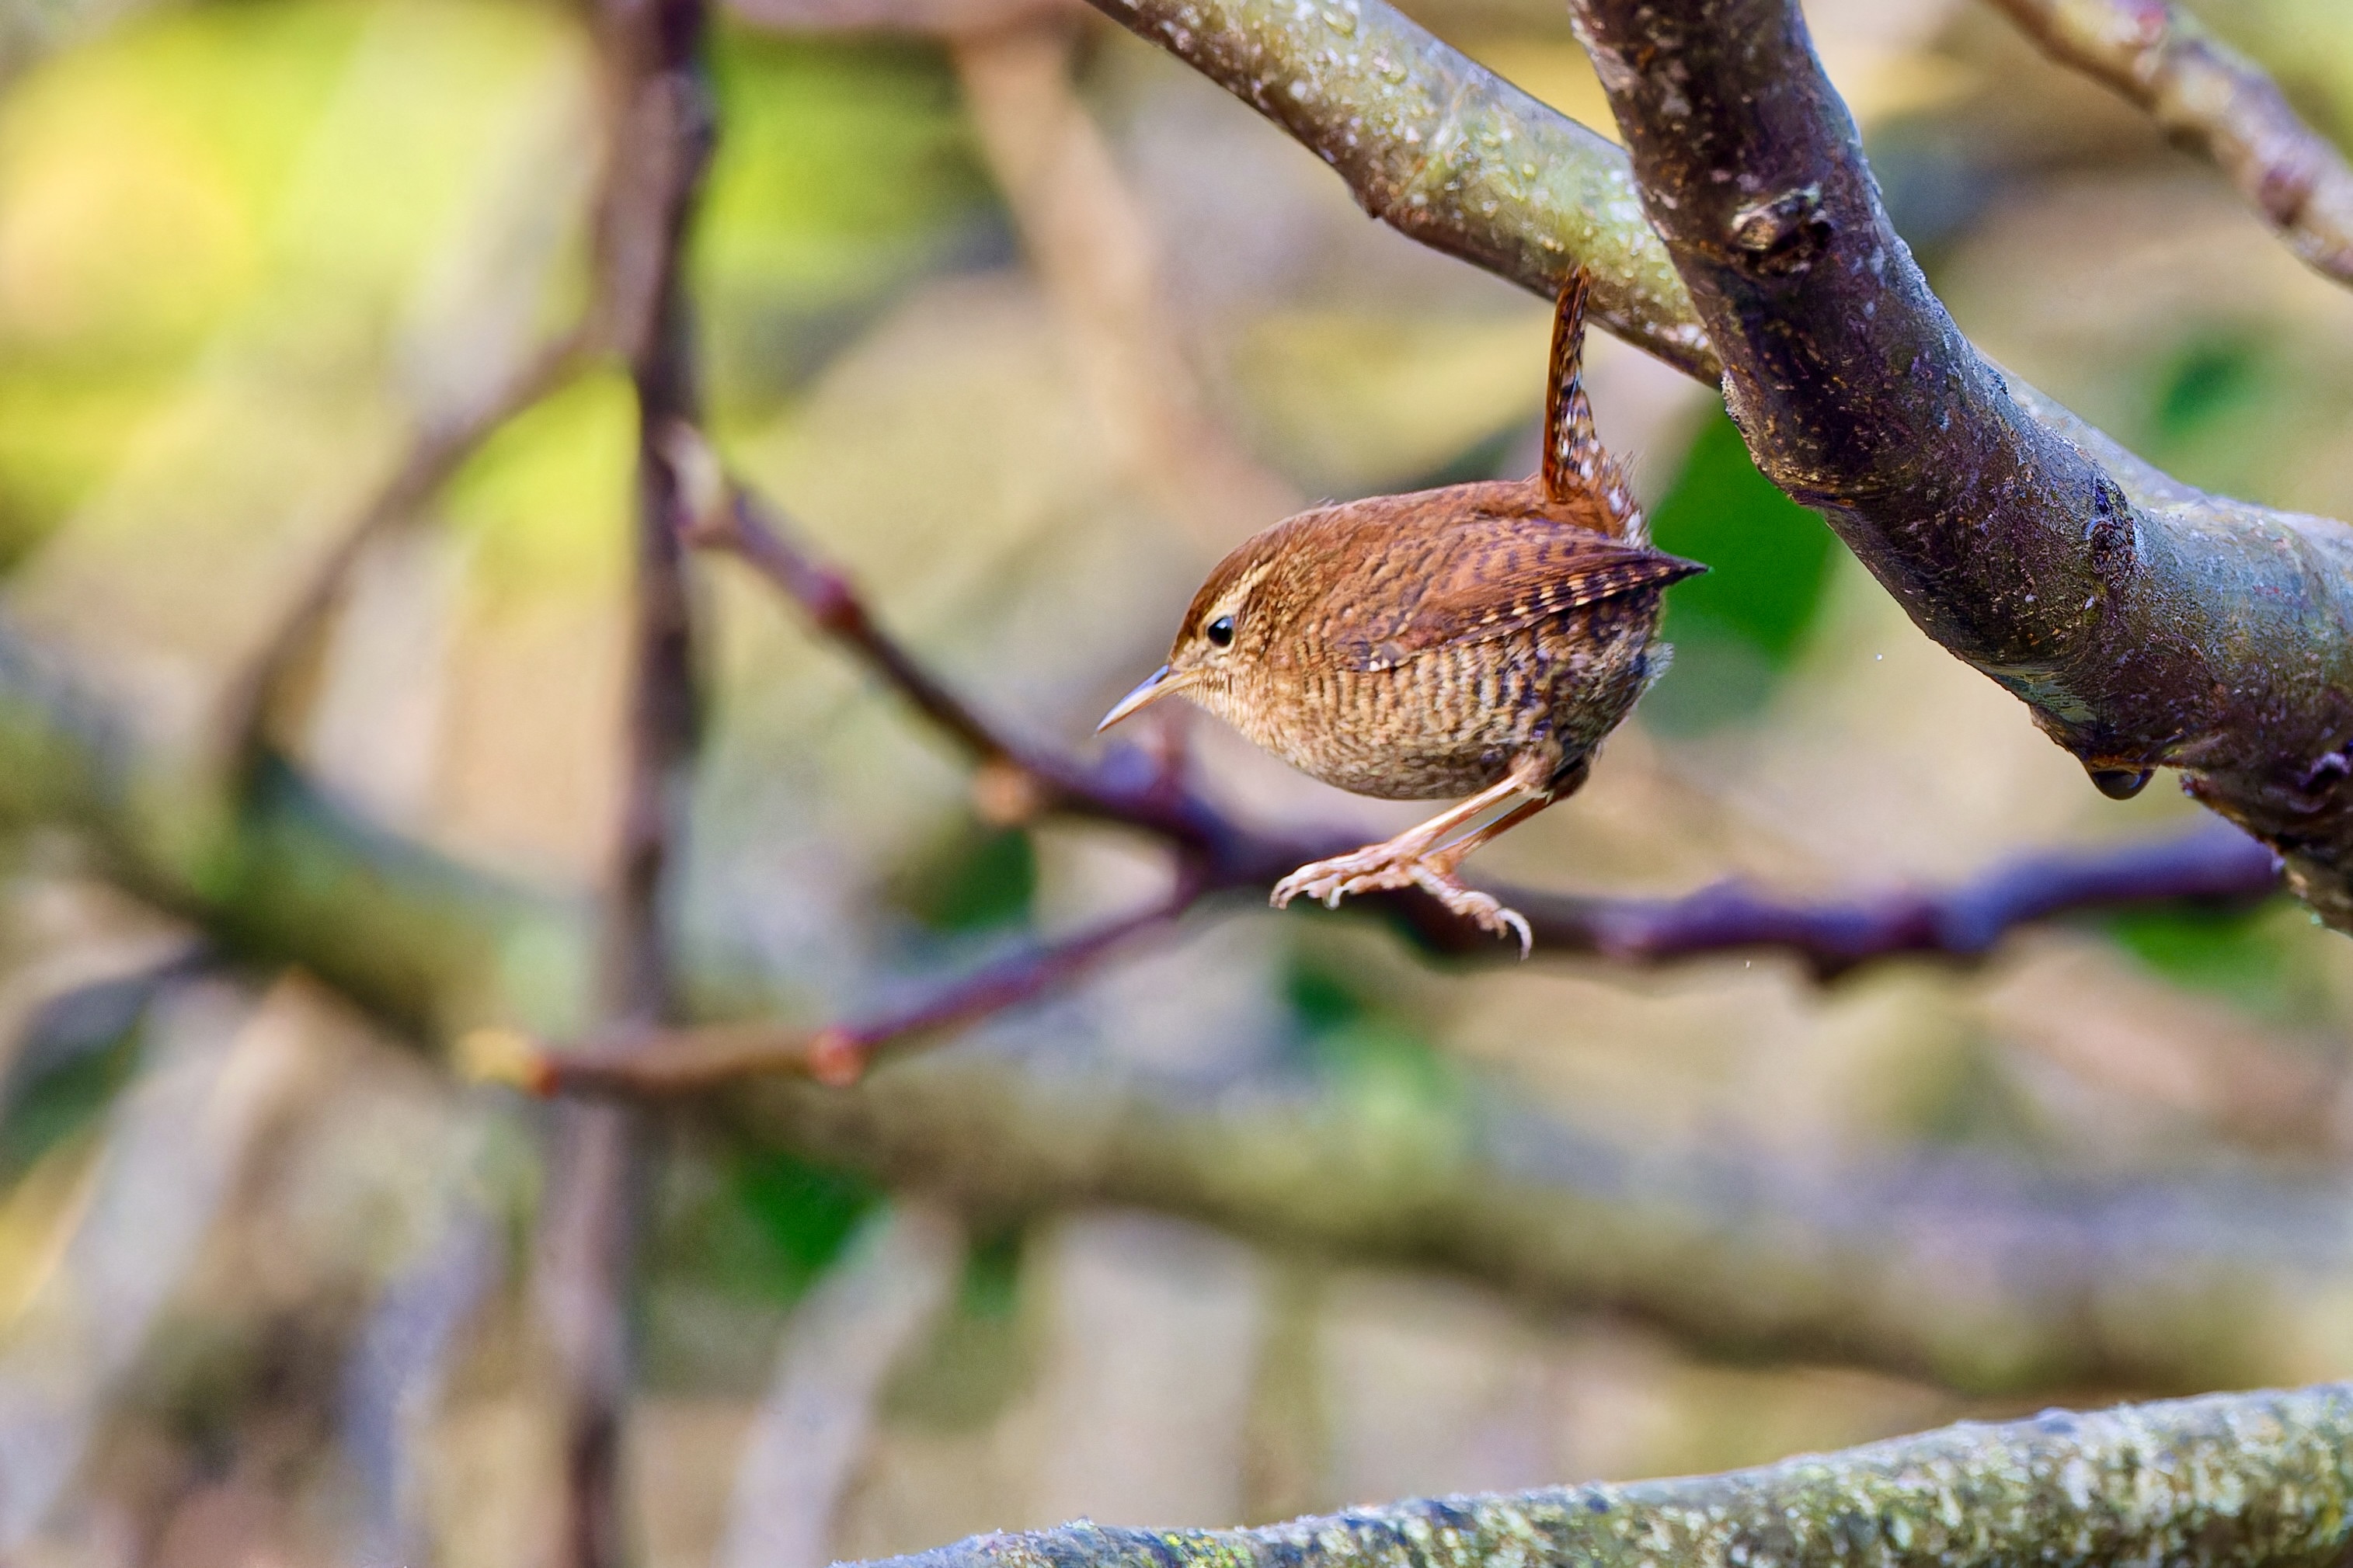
[1205, 614, 1236, 648]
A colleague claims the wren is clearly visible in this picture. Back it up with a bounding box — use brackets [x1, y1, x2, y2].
[1098, 273, 1704, 951]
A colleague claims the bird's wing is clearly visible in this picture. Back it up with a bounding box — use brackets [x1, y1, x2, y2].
[1339, 518, 1704, 673]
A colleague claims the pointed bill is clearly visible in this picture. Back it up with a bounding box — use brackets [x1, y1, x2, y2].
[1097, 665, 1182, 732]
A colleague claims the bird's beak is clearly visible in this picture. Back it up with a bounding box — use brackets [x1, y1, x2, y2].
[1097, 665, 1184, 732]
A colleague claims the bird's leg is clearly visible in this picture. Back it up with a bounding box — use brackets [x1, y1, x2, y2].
[1271, 756, 1558, 953]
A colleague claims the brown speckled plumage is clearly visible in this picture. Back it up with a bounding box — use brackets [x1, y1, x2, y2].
[1100, 272, 1704, 947]
[1171, 480, 1698, 799]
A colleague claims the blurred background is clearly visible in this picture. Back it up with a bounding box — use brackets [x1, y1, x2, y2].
[5, 0, 2353, 1563]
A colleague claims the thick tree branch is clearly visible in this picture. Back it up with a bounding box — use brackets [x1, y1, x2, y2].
[1082, 0, 1713, 377]
[1570, 0, 2353, 928]
[1081, 0, 2353, 934]
[1985, 0, 2353, 287]
[855, 1382, 2353, 1568]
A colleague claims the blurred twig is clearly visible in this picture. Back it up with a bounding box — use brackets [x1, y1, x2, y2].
[1985, 0, 2353, 287]
[489, 880, 1199, 1093]
[952, 16, 1298, 548]
[715, 1203, 965, 1568]
[850, 1383, 2353, 1568]
[534, 0, 714, 1564]
[218, 327, 597, 772]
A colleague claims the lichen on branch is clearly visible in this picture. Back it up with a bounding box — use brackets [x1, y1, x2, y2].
[855, 1382, 2353, 1568]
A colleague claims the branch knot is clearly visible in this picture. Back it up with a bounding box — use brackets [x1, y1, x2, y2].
[1728, 184, 1830, 276]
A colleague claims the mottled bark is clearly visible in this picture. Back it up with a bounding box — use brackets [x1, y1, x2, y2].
[855, 1383, 2353, 1568]
[1081, 0, 2353, 933]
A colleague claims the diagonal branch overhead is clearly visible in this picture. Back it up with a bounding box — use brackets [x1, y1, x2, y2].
[1079, 0, 2353, 933]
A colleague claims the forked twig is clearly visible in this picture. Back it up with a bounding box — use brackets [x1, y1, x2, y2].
[468, 879, 1198, 1096]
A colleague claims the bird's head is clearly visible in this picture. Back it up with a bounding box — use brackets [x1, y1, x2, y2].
[1096, 527, 1293, 733]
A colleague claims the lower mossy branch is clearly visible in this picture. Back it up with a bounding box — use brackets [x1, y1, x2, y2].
[858, 1383, 2353, 1568]
[732, 1047, 2353, 1394]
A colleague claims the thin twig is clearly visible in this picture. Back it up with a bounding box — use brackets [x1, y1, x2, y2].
[1985, 0, 2353, 286]
[472, 879, 1198, 1094]
[1424, 819, 2279, 979]
[536, 0, 714, 1564]
[218, 325, 597, 771]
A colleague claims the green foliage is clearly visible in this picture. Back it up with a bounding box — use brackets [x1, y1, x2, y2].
[725, 1146, 879, 1299]
[893, 820, 1038, 935]
[657, 1142, 880, 1306]
[1642, 407, 1840, 732]
[0, 0, 587, 565]
[1283, 956, 1459, 1112]
[438, 370, 638, 604]
[2153, 336, 2268, 444]
[2101, 899, 2335, 1029]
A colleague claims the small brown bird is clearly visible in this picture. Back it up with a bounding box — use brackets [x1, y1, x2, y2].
[1098, 273, 1704, 951]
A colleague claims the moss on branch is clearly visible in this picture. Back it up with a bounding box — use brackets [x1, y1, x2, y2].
[858, 1383, 2353, 1568]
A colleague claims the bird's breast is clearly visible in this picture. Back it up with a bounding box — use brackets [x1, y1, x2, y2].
[1228, 599, 1666, 800]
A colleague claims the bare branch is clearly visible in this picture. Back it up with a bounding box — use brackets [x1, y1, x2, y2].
[472, 822, 2275, 1095]
[1985, 0, 2353, 287]
[1433, 819, 2278, 979]
[852, 1382, 2353, 1568]
[535, 0, 715, 1563]
[1081, 0, 2353, 936]
[469, 881, 1198, 1093]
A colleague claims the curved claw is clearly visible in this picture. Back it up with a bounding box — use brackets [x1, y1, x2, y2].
[1270, 848, 1533, 957]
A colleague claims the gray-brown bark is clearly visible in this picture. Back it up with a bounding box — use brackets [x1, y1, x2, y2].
[1079, 0, 2353, 933]
[853, 1382, 2353, 1568]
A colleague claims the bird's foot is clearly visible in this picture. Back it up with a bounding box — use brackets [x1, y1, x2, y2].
[1271, 846, 1532, 957]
